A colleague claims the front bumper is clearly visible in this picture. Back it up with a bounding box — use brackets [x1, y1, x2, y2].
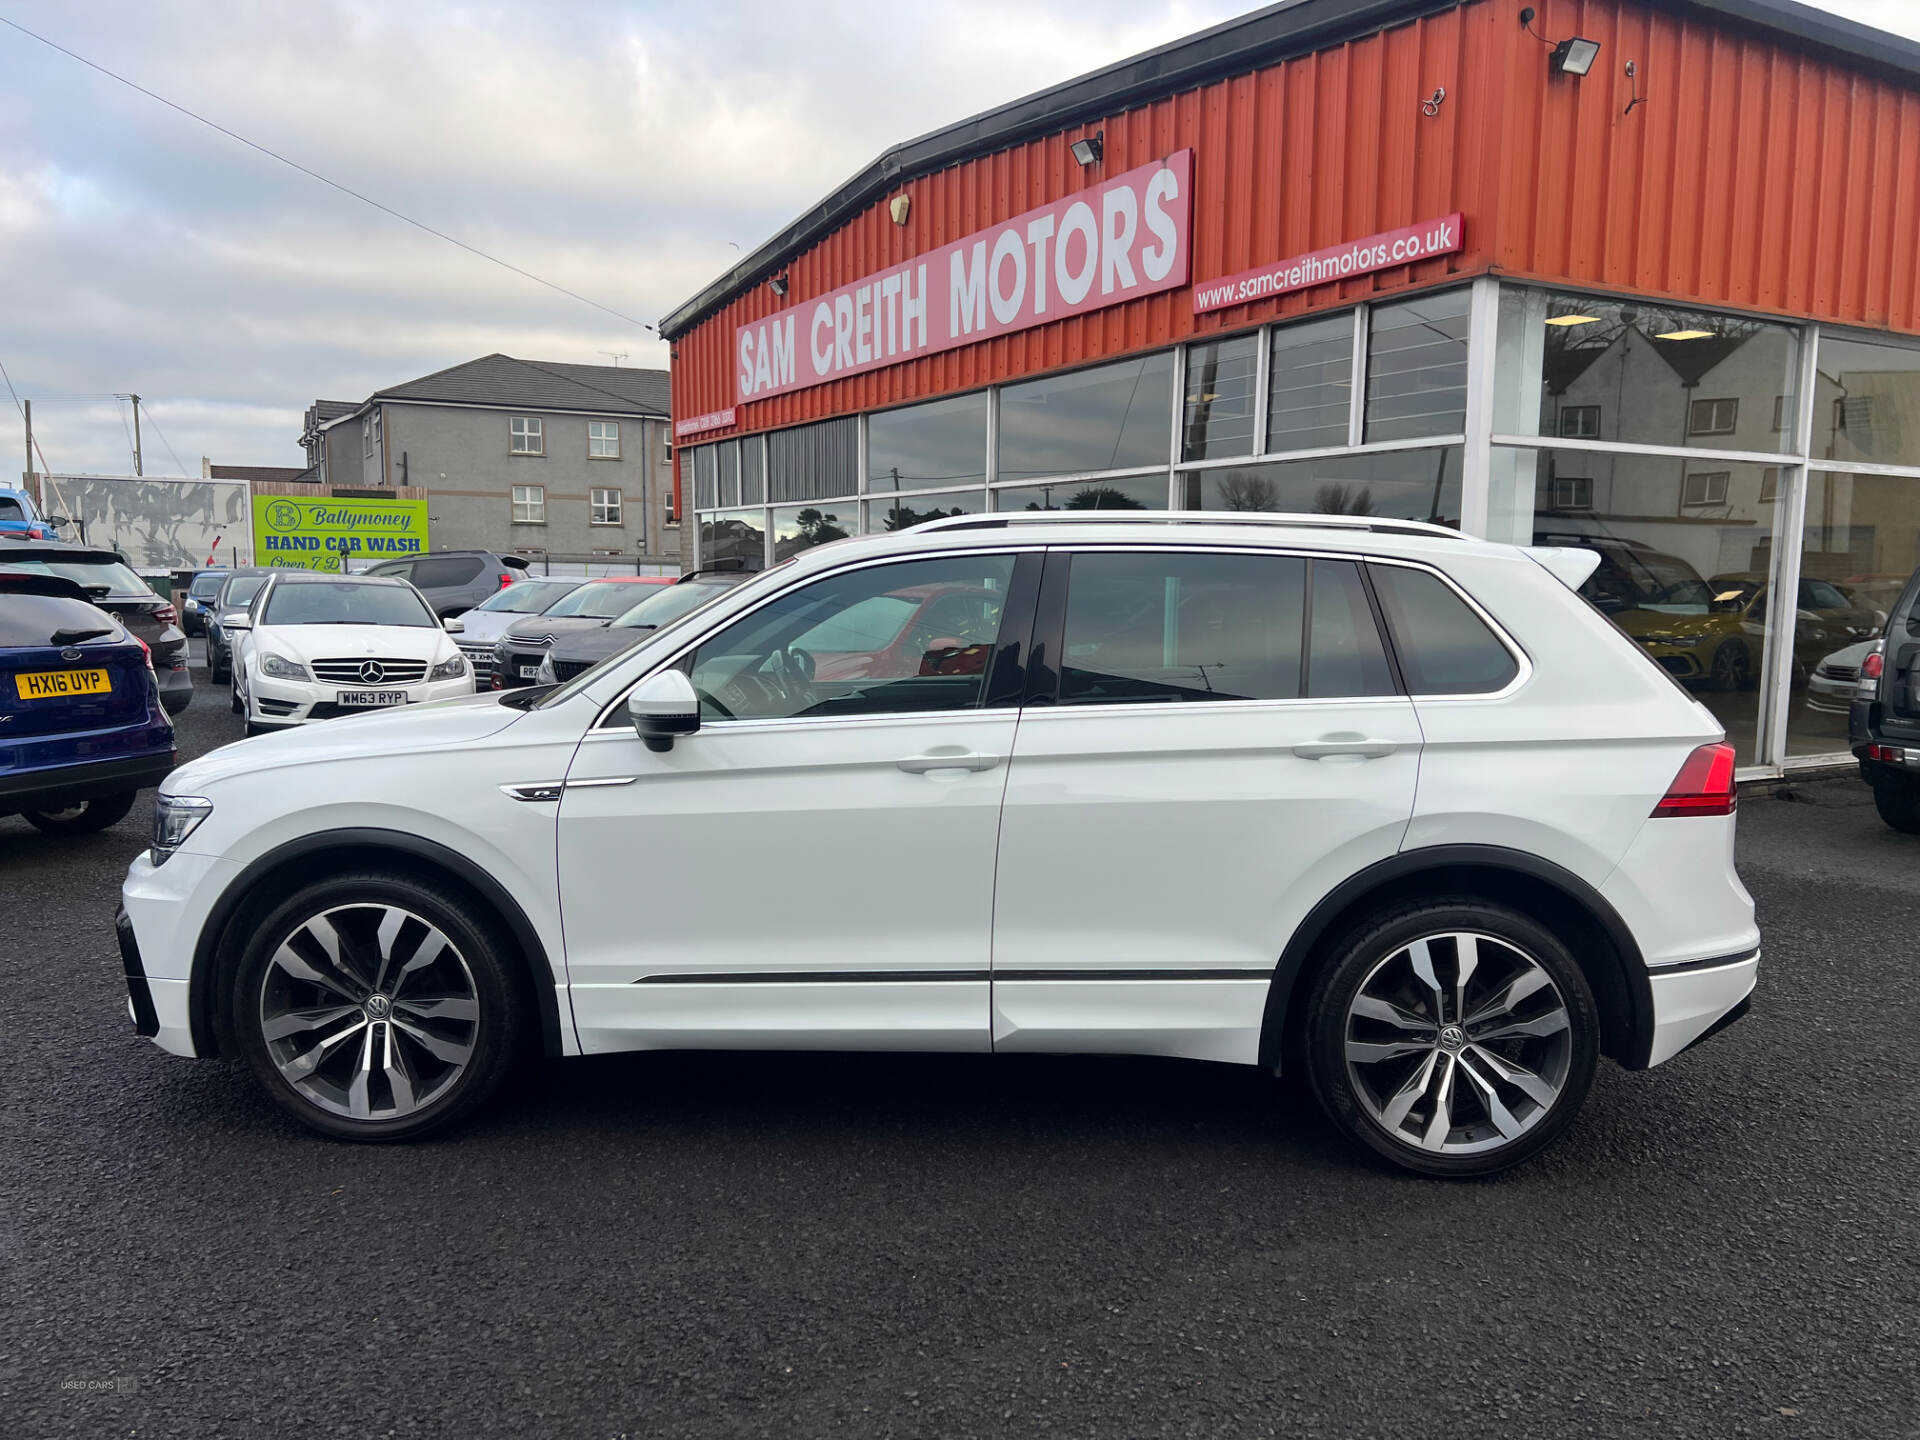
[1644, 950, 1759, 1067]
[0, 748, 177, 814]
[491, 645, 550, 688]
[248, 671, 476, 726]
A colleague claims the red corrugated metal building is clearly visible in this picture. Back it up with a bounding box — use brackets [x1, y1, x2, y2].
[660, 0, 1920, 774]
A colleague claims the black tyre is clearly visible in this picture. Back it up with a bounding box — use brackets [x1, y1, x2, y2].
[1707, 641, 1751, 692]
[21, 790, 138, 835]
[1302, 899, 1599, 1178]
[231, 870, 524, 1141]
[1872, 777, 1920, 835]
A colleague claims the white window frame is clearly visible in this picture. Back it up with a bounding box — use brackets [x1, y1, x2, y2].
[588, 420, 621, 459]
[511, 415, 544, 456]
[511, 484, 546, 524]
[589, 486, 623, 525]
[1688, 397, 1739, 436]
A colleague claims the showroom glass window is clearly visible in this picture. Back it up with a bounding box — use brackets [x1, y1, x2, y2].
[1810, 336, 1920, 468]
[701, 511, 766, 571]
[870, 487, 985, 532]
[1182, 335, 1259, 461]
[771, 503, 854, 562]
[1177, 448, 1461, 526]
[997, 353, 1173, 482]
[868, 392, 987, 492]
[686, 554, 1016, 721]
[1268, 313, 1355, 452]
[769, 417, 858, 502]
[1365, 290, 1470, 441]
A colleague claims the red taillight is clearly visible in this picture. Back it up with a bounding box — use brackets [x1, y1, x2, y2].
[498, 573, 513, 589]
[26, 526, 43, 539]
[1862, 650, 1884, 681]
[152, 604, 177, 625]
[1653, 742, 1738, 818]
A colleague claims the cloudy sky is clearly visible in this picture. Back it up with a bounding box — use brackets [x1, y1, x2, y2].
[2, 0, 1914, 477]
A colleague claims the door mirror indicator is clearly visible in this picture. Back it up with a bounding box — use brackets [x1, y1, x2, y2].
[626, 670, 701, 752]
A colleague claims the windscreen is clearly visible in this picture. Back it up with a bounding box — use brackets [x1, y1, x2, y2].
[190, 574, 228, 597]
[263, 581, 435, 627]
[475, 580, 580, 614]
[221, 576, 268, 608]
[547, 582, 658, 620]
[610, 581, 733, 631]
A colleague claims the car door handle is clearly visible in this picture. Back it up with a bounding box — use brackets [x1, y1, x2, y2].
[897, 750, 1002, 774]
[1293, 736, 1400, 760]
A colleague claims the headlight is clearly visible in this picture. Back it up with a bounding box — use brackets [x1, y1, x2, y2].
[260, 652, 310, 680]
[151, 794, 213, 865]
[429, 654, 467, 680]
[536, 654, 556, 683]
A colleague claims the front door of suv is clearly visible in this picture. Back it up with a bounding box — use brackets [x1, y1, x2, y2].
[557, 550, 1036, 1053]
[990, 547, 1422, 1064]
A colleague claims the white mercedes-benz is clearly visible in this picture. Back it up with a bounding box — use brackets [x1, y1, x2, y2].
[227, 571, 471, 733]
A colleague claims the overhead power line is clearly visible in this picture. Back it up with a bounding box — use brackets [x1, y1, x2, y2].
[0, 15, 654, 334]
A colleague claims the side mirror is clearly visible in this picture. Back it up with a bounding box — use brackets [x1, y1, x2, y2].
[443, 616, 466, 634]
[626, 669, 701, 753]
[223, 616, 251, 632]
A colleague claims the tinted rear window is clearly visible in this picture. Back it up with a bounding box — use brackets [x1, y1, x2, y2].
[1369, 564, 1519, 695]
[412, 556, 486, 588]
[0, 593, 118, 646]
[0, 557, 150, 597]
[0, 498, 25, 522]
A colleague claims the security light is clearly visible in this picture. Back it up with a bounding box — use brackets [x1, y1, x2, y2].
[1655, 329, 1715, 341]
[769, 274, 789, 297]
[1070, 131, 1103, 167]
[1552, 37, 1601, 76]
[1544, 314, 1601, 326]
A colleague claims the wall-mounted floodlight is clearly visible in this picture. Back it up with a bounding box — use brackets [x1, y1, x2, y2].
[769, 274, 789, 297]
[889, 194, 911, 226]
[1070, 131, 1103, 167]
[1551, 37, 1601, 76]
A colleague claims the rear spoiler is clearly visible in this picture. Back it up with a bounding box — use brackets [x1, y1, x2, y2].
[0, 570, 94, 603]
[1525, 546, 1602, 592]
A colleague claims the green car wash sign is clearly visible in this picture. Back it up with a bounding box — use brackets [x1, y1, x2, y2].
[253, 496, 429, 570]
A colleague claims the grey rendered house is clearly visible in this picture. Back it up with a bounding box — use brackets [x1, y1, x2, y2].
[306, 355, 680, 570]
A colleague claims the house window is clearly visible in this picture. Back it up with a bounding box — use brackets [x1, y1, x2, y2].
[1682, 471, 1730, 507]
[1550, 476, 1593, 509]
[1760, 468, 1783, 504]
[1557, 405, 1600, 439]
[512, 484, 546, 523]
[362, 415, 375, 457]
[1688, 398, 1738, 436]
[589, 420, 620, 459]
[1772, 395, 1791, 432]
[590, 487, 622, 525]
[1834, 396, 1877, 448]
[510, 416, 544, 455]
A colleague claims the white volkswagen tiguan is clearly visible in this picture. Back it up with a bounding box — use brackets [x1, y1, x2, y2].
[227, 571, 472, 732]
[121, 514, 1759, 1176]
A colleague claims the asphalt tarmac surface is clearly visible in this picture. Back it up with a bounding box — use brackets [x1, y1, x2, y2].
[4, 656, 1917, 1438]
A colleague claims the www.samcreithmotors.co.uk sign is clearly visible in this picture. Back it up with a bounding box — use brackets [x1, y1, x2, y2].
[734, 151, 1193, 404]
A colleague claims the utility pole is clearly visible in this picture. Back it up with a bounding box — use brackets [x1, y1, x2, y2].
[22, 397, 31, 495]
[130, 393, 144, 476]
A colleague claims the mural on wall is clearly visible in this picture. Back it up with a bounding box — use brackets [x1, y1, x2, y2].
[39, 475, 251, 568]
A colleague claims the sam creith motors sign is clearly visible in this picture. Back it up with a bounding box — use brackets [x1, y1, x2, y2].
[734, 151, 1194, 404]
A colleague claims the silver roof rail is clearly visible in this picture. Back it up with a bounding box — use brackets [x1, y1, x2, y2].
[910, 510, 1465, 540]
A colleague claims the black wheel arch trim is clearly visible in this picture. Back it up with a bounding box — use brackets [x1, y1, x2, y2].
[187, 827, 566, 1059]
[1257, 843, 1655, 1073]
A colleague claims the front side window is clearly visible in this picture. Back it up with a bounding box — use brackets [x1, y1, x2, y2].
[1058, 551, 1308, 705]
[688, 554, 1015, 722]
[409, 556, 485, 588]
[1369, 564, 1519, 695]
[590, 487, 623, 525]
[510, 416, 544, 455]
[512, 484, 546, 523]
[588, 420, 620, 459]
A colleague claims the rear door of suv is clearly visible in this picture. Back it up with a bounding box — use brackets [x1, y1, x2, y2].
[988, 545, 1422, 1063]
[1874, 571, 1920, 740]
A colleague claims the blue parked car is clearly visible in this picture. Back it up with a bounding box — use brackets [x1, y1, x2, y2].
[179, 568, 231, 637]
[0, 486, 53, 540]
[0, 572, 176, 835]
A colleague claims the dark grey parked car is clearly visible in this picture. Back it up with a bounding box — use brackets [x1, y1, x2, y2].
[0, 541, 192, 714]
[362, 549, 530, 618]
[540, 571, 751, 682]
[1850, 562, 1920, 834]
[204, 568, 276, 683]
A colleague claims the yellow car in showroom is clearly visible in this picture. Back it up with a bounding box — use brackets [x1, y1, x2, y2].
[1614, 568, 1878, 692]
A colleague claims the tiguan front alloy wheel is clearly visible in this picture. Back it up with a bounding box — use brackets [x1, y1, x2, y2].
[233, 873, 523, 1140]
[1305, 901, 1598, 1177]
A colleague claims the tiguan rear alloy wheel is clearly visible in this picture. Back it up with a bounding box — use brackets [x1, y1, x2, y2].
[1305, 900, 1598, 1177]
[234, 872, 523, 1140]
